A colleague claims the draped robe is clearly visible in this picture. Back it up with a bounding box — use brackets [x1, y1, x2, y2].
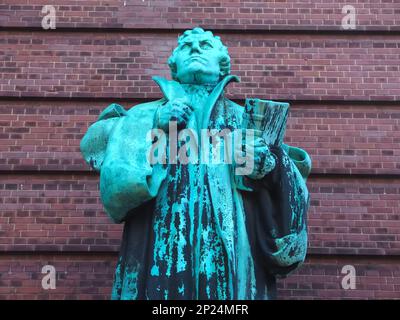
[80, 75, 312, 300]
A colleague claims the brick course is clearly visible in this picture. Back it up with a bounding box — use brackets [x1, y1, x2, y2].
[0, 254, 398, 299]
[0, 175, 399, 256]
[1, 33, 400, 100]
[1, 101, 399, 174]
[1, 0, 399, 31]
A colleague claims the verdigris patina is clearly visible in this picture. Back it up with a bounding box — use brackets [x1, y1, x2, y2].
[80, 27, 312, 300]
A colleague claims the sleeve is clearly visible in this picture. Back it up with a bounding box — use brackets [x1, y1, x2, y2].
[239, 144, 312, 277]
[81, 102, 167, 224]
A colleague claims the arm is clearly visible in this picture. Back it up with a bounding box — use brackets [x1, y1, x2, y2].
[238, 144, 312, 277]
[80, 102, 166, 223]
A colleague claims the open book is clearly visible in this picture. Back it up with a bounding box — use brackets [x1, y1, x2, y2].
[242, 98, 290, 146]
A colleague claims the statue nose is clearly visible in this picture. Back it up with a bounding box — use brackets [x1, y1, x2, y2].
[190, 41, 201, 54]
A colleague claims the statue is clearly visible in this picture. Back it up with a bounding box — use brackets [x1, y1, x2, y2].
[80, 27, 312, 300]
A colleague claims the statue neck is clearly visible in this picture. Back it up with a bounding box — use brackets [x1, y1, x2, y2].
[180, 82, 217, 94]
[180, 82, 220, 130]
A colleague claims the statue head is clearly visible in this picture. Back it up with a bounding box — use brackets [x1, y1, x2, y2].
[168, 27, 231, 85]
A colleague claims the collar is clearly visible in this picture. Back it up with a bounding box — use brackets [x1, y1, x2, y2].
[152, 75, 240, 129]
[152, 75, 240, 102]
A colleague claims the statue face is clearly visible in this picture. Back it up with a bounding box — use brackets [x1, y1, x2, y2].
[174, 34, 221, 85]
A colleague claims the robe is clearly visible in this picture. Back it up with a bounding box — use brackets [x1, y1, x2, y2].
[80, 75, 312, 300]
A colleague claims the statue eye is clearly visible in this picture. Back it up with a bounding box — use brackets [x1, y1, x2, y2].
[200, 41, 212, 49]
[181, 43, 190, 50]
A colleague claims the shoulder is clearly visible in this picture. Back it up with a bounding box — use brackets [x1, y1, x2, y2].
[96, 99, 166, 121]
[126, 98, 166, 117]
[80, 98, 166, 171]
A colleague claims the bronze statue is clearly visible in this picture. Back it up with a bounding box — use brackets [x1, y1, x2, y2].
[80, 27, 312, 300]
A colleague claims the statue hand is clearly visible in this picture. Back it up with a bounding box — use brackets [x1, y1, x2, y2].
[248, 137, 276, 180]
[156, 98, 194, 132]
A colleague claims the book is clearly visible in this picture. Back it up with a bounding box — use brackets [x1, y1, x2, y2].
[242, 98, 290, 146]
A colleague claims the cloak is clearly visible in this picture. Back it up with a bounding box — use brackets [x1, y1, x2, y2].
[80, 75, 312, 299]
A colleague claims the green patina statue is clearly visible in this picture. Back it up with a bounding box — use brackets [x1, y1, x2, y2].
[80, 27, 312, 300]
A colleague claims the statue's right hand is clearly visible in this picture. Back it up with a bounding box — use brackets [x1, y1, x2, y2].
[155, 98, 194, 132]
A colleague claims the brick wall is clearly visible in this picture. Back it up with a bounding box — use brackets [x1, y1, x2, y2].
[0, 0, 399, 300]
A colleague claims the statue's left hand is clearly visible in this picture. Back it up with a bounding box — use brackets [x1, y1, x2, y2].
[247, 137, 276, 180]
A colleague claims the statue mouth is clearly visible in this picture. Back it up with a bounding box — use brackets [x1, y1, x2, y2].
[186, 55, 208, 64]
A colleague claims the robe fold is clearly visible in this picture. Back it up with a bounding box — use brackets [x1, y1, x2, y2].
[80, 75, 312, 300]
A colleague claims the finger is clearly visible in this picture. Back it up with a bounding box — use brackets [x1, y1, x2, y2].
[180, 112, 190, 124]
[182, 112, 192, 124]
[253, 137, 267, 148]
[180, 97, 192, 109]
[177, 110, 191, 126]
[171, 103, 192, 118]
[243, 138, 265, 149]
[180, 107, 194, 123]
[181, 103, 194, 114]
[254, 146, 270, 158]
[180, 104, 193, 116]
[172, 98, 194, 111]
